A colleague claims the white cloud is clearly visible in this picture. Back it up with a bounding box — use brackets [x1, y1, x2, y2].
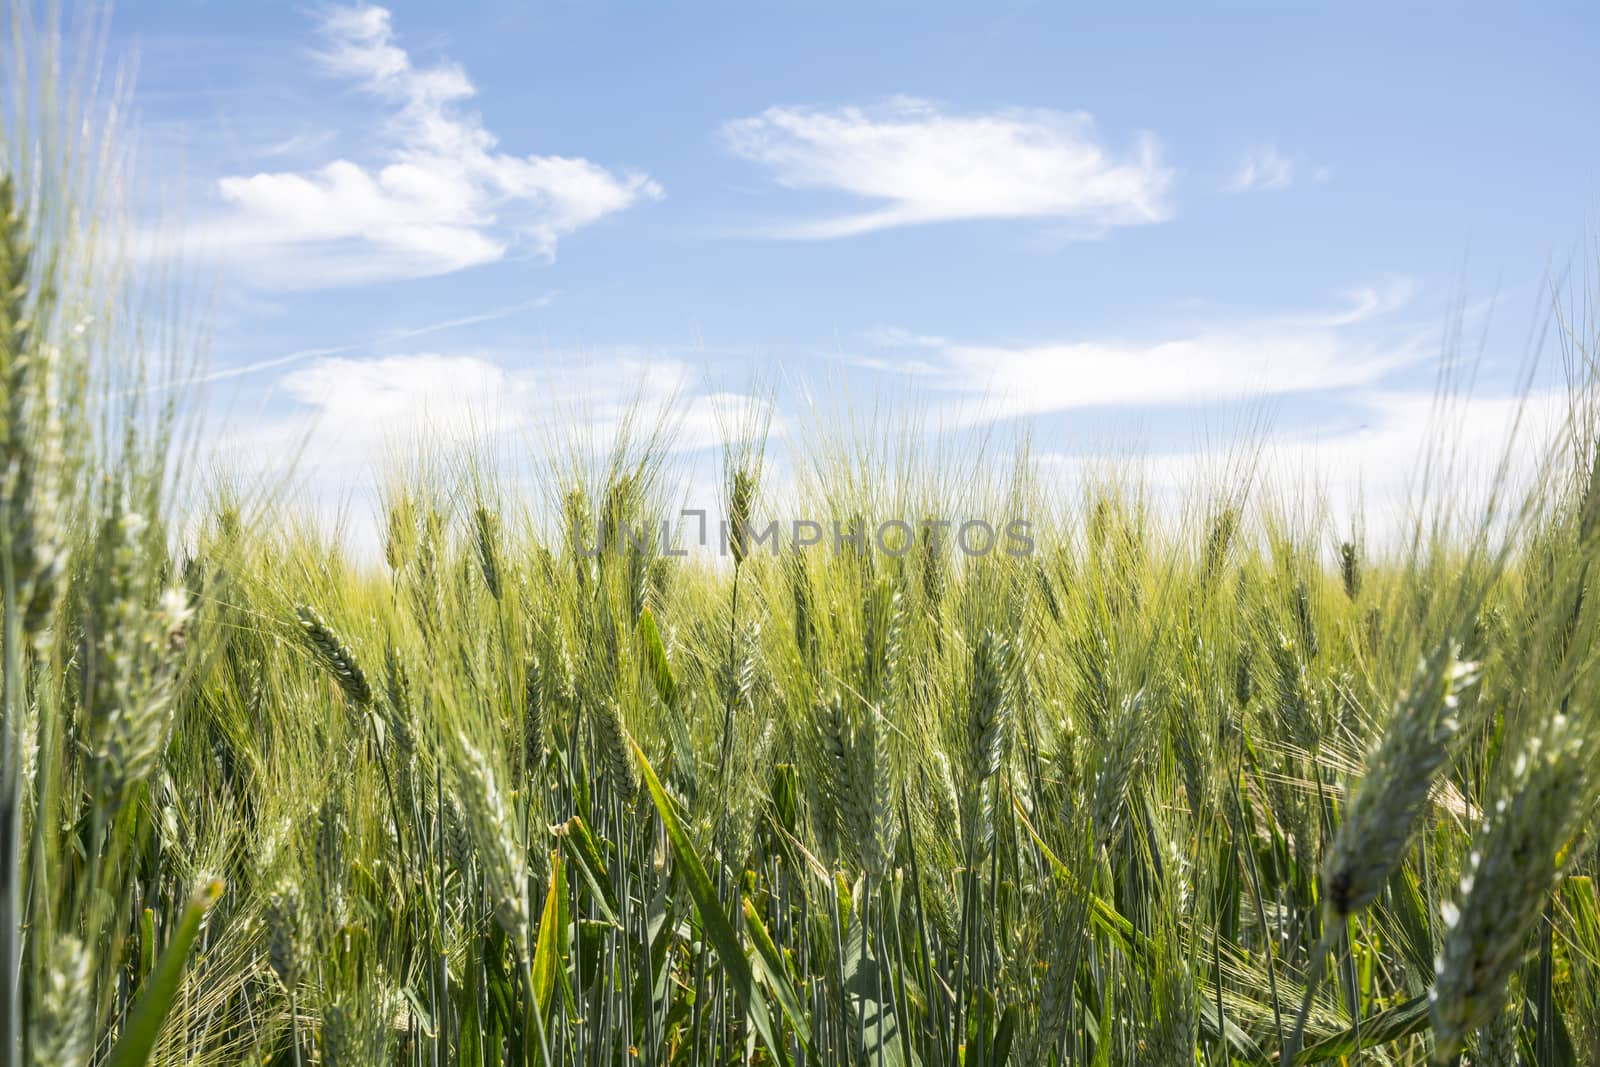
[283, 353, 514, 439]
[1227, 145, 1326, 193]
[209, 354, 519, 482]
[211, 349, 774, 490]
[1040, 386, 1571, 549]
[864, 325, 946, 349]
[867, 280, 1427, 419]
[720, 98, 1172, 238]
[939, 332, 1408, 414]
[178, 5, 661, 288]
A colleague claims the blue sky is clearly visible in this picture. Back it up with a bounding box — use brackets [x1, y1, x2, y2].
[94, 1, 1600, 535]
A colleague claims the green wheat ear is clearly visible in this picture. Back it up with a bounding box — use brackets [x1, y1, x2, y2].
[1, 174, 68, 647]
[473, 503, 503, 601]
[1430, 715, 1593, 1062]
[965, 628, 1010, 785]
[295, 604, 373, 706]
[728, 465, 756, 564]
[1322, 642, 1478, 919]
[595, 696, 640, 801]
[447, 734, 536, 946]
[28, 935, 91, 1067]
[264, 887, 301, 988]
[1340, 540, 1363, 601]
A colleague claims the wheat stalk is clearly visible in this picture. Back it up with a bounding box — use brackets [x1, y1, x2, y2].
[1340, 541, 1363, 602]
[265, 887, 301, 988]
[0, 176, 68, 648]
[295, 605, 373, 707]
[1322, 642, 1477, 918]
[473, 504, 503, 601]
[1431, 714, 1592, 1062]
[594, 696, 639, 802]
[448, 735, 533, 946]
[965, 629, 1010, 785]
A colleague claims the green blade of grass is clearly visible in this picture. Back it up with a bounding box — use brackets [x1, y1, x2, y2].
[639, 607, 677, 709]
[630, 736, 784, 1064]
[1293, 993, 1428, 1063]
[556, 816, 621, 927]
[742, 895, 815, 1053]
[105, 879, 224, 1067]
[530, 852, 568, 1015]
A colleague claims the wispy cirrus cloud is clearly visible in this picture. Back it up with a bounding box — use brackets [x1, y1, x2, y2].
[167, 294, 555, 390]
[171, 5, 661, 288]
[864, 279, 1426, 420]
[1226, 144, 1329, 193]
[720, 97, 1172, 238]
[863, 325, 946, 350]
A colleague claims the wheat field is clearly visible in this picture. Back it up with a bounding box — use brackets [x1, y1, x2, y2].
[7, 16, 1600, 1067]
